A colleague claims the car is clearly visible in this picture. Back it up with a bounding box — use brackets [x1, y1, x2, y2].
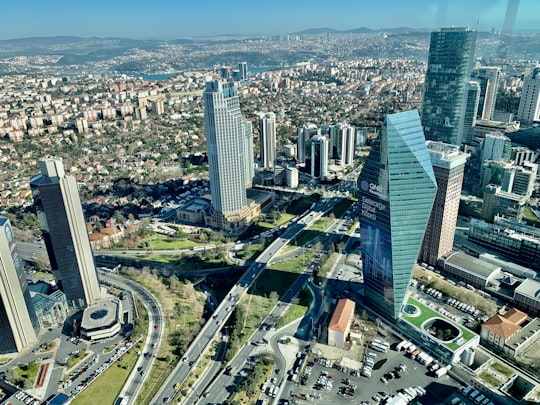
[174, 382, 180, 390]
[154, 324, 159, 329]
[372, 394, 381, 402]
[189, 361, 194, 366]
[182, 356, 189, 363]
[380, 377, 388, 384]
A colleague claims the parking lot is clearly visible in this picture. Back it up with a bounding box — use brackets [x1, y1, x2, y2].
[287, 335, 462, 404]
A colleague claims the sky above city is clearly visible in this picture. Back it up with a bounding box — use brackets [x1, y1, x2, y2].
[2, 0, 539, 40]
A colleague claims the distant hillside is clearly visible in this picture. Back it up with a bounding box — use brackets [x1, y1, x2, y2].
[291, 26, 430, 35]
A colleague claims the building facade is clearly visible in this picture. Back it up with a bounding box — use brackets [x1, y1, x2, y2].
[468, 217, 540, 269]
[297, 124, 318, 164]
[420, 142, 468, 266]
[463, 81, 481, 145]
[358, 110, 437, 320]
[0, 217, 40, 353]
[329, 123, 356, 165]
[30, 159, 102, 310]
[421, 27, 477, 145]
[517, 67, 540, 125]
[259, 112, 276, 169]
[309, 134, 329, 180]
[472, 67, 500, 121]
[203, 80, 252, 232]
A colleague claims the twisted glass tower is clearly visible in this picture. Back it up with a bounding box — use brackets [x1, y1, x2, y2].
[358, 111, 437, 320]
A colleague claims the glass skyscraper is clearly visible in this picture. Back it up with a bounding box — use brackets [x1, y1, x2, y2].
[358, 111, 437, 320]
[0, 217, 40, 353]
[30, 159, 102, 310]
[204, 80, 253, 232]
[421, 27, 477, 146]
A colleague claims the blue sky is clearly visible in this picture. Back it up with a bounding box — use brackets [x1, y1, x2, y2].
[2, 0, 539, 40]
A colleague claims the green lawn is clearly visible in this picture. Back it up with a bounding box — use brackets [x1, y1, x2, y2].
[72, 349, 139, 405]
[309, 218, 334, 232]
[492, 362, 513, 377]
[479, 371, 503, 387]
[328, 198, 355, 218]
[257, 213, 296, 229]
[237, 242, 265, 261]
[275, 287, 313, 329]
[286, 194, 320, 215]
[314, 252, 339, 285]
[523, 207, 540, 226]
[145, 234, 200, 250]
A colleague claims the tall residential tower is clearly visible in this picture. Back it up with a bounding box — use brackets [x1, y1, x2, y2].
[517, 67, 540, 125]
[420, 142, 468, 267]
[0, 217, 40, 353]
[421, 27, 477, 145]
[259, 112, 276, 169]
[358, 111, 437, 320]
[30, 159, 102, 310]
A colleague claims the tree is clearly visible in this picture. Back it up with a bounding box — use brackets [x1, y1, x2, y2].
[5, 368, 18, 383]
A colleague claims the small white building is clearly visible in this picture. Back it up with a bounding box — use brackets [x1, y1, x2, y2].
[328, 298, 355, 348]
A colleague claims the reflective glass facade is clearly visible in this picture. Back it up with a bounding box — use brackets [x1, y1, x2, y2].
[421, 27, 477, 146]
[358, 111, 437, 320]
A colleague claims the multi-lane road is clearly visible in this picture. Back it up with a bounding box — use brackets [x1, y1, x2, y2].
[151, 200, 334, 404]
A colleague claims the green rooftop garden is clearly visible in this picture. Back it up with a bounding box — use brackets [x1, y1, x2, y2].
[400, 297, 476, 351]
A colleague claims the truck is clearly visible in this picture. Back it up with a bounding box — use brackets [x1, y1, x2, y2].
[435, 365, 451, 378]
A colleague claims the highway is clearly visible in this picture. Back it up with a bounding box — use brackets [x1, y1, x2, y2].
[100, 272, 164, 402]
[151, 199, 333, 404]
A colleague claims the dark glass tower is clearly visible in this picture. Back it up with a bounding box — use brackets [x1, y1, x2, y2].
[30, 159, 102, 310]
[421, 27, 477, 146]
[358, 111, 437, 320]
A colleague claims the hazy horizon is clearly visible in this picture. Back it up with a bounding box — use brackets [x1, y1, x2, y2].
[2, 0, 539, 41]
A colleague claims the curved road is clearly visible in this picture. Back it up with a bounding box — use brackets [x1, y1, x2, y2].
[98, 272, 164, 402]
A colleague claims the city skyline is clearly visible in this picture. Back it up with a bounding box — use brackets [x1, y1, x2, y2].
[1, 0, 539, 40]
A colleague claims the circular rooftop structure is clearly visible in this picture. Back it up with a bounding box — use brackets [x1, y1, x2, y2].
[422, 317, 461, 343]
[402, 303, 420, 317]
[80, 299, 121, 341]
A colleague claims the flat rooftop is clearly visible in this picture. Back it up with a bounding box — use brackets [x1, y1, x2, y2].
[81, 299, 120, 331]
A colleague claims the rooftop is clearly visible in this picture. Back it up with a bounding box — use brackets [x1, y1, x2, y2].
[444, 251, 502, 280]
[329, 298, 355, 333]
[80, 299, 120, 331]
[515, 278, 540, 299]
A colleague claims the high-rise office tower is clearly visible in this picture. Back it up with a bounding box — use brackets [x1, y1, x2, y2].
[0, 217, 40, 353]
[30, 159, 102, 310]
[472, 67, 501, 121]
[481, 133, 512, 163]
[204, 80, 252, 232]
[259, 112, 276, 169]
[517, 67, 540, 125]
[309, 134, 329, 179]
[421, 27, 477, 145]
[420, 142, 468, 267]
[297, 124, 318, 164]
[463, 81, 481, 145]
[238, 62, 248, 81]
[220, 67, 231, 80]
[358, 111, 437, 320]
[329, 124, 356, 165]
[243, 120, 254, 188]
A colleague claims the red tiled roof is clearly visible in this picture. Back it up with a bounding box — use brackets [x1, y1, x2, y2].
[329, 298, 355, 333]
